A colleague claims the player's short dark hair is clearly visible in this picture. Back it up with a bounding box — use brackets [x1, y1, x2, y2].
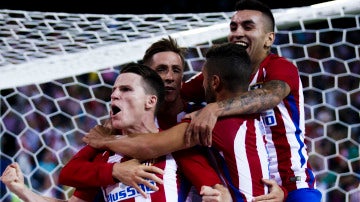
[142, 36, 186, 68]
[235, 0, 275, 32]
[204, 43, 252, 92]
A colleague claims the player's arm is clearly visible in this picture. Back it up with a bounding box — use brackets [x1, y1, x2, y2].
[83, 122, 193, 160]
[184, 80, 290, 146]
[172, 146, 223, 192]
[217, 80, 289, 115]
[0, 163, 87, 202]
[58, 145, 116, 187]
[59, 145, 163, 197]
[1, 162, 52, 202]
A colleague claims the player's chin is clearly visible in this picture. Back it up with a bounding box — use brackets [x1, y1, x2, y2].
[164, 94, 177, 103]
[110, 119, 125, 128]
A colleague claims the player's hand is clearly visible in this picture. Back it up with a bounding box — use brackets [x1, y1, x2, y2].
[2, 163, 84, 202]
[82, 125, 116, 149]
[112, 159, 164, 198]
[252, 179, 285, 202]
[200, 184, 232, 202]
[1, 162, 26, 196]
[184, 103, 219, 147]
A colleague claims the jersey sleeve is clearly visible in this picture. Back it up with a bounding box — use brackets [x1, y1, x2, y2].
[58, 145, 116, 188]
[172, 146, 222, 193]
[266, 57, 300, 91]
[181, 72, 205, 103]
[73, 187, 102, 202]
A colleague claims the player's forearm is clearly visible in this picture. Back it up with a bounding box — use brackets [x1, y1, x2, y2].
[16, 189, 41, 202]
[105, 135, 182, 160]
[7, 185, 30, 202]
[173, 146, 222, 192]
[216, 81, 287, 117]
[59, 146, 115, 187]
[105, 135, 155, 160]
[15, 187, 66, 202]
[105, 123, 191, 160]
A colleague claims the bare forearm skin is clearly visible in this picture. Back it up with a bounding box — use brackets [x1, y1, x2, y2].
[217, 80, 289, 117]
[13, 188, 68, 202]
[104, 122, 192, 160]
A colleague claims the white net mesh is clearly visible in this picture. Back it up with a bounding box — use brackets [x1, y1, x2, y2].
[1, 0, 360, 201]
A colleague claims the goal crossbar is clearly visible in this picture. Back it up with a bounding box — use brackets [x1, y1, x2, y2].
[0, 0, 359, 89]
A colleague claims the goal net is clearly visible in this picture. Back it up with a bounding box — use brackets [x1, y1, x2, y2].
[1, 0, 359, 201]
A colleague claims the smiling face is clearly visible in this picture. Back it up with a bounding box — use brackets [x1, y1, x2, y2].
[227, 10, 274, 71]
[110, 73, 151, 130]
[148, 51, 184, 103]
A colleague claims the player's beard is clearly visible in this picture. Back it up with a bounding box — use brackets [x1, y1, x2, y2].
[204, 81, 216, 103]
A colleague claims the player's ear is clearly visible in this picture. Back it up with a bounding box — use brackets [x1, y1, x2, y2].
[265, 31, 275, 47]
[212, 75, 221, 91]
[145, 95, 157, 110]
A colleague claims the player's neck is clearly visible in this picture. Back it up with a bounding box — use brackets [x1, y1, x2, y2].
[157, 97, 184, 129]
[159, 96, 184, 115]
[251, 52, 270, 74]
[217, 90, 245, 102]
[121, 117, 159, 136]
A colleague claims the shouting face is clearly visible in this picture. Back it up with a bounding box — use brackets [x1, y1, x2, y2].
[110, 73, 152, 130]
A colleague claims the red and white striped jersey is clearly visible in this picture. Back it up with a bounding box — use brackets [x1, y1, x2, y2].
[102, 153, 179, 202]
[249, 54, 316, 192]
[180, 53, 317, 193]
[211, 115, 269, 201]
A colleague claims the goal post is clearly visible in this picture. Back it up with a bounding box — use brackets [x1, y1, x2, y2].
[0, 0, 359, 201]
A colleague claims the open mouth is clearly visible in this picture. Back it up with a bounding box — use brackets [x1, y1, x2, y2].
[235, 41, 249, 49]
[111, 105, 121, 115]
[165, 86, 175, 91]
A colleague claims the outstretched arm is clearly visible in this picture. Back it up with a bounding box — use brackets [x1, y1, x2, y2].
[184, 80, 290, 146]
[0, 163, 85, 202]
[1, 162, 48, 202]
[83, 122, 192, 161]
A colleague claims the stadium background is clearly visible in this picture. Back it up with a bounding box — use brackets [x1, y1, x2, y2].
[0, 0, 359, 202]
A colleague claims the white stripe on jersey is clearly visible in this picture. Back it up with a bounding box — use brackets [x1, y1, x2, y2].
[103, 153, 179, 202]
[163, 154, 179, 201]
[255, 120, 271, 186]
[234, 120, 269, 200]
[234, 121, 252, 199]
